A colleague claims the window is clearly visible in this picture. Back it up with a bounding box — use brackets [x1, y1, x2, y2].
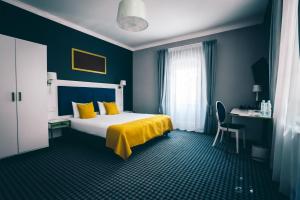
[164, 44, 207, 132]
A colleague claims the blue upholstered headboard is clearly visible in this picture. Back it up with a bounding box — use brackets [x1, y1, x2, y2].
[58, 86, 115, 116]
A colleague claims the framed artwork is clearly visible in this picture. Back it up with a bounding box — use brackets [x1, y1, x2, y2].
[72, 48, 107, 74]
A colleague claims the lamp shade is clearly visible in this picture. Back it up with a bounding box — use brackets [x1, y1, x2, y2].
[120, 80, 127, 86]
[47, 72, 57, 81]
[252, 84, 262, 92]
[117, 0, 148, 32]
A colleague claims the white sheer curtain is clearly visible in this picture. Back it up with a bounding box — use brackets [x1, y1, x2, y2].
[164, 44, 207, 132]
[272, 0, 300, 199]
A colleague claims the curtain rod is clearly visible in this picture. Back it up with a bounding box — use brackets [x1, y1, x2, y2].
[168, 42, 202, 51]
[158, 39, 217, 52]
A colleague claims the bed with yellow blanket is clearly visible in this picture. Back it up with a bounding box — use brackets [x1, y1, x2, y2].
[70, 113, 173, 160]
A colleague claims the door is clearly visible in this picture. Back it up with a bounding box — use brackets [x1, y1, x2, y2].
[16, 39, 48, 153]
[0, 34, 18, 159]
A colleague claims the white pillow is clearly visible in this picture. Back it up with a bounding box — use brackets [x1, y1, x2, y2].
[72, 102, 82, 118]
[97, 101, 106, 115]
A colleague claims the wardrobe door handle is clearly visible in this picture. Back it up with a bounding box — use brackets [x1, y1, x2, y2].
[11, 92, 15, 102]
[18, 92, 22, 101]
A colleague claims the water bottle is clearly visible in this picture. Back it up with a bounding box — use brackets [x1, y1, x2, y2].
[261, 100, 266, 116]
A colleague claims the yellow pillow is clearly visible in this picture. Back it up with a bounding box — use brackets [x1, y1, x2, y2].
[77, 102, 96, 119]
[103, 102, 120, 115]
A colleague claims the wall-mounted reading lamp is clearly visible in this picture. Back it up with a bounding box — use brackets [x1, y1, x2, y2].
[119, 80, 126, 89]
[47, 72, 57, 86]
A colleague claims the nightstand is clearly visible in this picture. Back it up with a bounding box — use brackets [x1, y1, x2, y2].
[48, 119, 71, 139]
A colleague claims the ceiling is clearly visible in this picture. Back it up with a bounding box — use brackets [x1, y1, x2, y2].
[8, 0, 268, 50]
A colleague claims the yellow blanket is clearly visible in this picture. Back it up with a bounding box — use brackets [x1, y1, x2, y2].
[106, 115, 173, 160]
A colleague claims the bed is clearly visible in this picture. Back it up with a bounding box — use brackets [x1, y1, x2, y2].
[70, 112, 154, 138]
[57, 86, 173, 159]
[70, 112, 173, 159]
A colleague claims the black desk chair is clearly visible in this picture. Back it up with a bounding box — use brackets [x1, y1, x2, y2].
[212, 101, 246, 153]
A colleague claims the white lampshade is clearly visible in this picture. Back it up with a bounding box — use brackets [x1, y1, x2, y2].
[47, 72, 57, 85]
[117, 0, 148, 32]
[252, 85, 262, 92]
[47, 72, 57, 81]
[120, 80, 127, 87]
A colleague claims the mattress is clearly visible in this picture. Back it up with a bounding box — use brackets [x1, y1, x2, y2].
[70, 112, 154, 138]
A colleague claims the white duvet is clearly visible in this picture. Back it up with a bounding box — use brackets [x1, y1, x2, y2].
[70, 112, 154, 138]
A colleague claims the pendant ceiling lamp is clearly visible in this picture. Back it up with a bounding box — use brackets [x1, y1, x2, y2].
[117, 0, 148, 32]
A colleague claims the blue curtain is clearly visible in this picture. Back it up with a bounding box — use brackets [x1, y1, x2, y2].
[203, 40, 217, 134]
[158, 49, 167, 114]
[269, 0, 283, 105]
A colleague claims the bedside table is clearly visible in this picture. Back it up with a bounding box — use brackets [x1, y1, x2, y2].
[48, 119, 71, 139]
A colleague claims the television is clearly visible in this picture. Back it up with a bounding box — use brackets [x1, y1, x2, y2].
[251, 58, 269, 100]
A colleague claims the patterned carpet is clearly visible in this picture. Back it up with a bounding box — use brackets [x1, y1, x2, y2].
[0, 131, 286, 200]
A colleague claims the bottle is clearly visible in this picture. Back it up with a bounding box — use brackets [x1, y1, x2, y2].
[267, 100, 272, 117]
[261, 100, 266, 116]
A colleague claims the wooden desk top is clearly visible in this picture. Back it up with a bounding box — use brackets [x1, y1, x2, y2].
[230, 108, 272, 120]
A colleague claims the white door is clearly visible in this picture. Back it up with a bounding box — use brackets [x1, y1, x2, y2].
[16, 39, 48, 153]
[0, 34, 18, 159]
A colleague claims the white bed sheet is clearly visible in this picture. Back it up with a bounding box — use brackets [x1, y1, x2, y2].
[70, 112, 154, 138]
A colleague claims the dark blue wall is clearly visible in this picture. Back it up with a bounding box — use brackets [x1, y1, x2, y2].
[0, 1, 133, 110]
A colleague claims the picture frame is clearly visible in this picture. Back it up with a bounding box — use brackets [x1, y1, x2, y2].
[71, 48, 107, 74]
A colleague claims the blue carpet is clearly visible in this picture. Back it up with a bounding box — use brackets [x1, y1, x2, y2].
[0, 131, 286, 200]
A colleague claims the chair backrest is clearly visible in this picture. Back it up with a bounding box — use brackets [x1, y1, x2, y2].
[216, 101, 226, 124]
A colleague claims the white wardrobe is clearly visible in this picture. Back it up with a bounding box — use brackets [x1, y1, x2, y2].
[0, 34, 48, 159]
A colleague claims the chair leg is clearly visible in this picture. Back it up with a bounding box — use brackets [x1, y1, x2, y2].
[212, 127, 220, 146]
[220, 130, 224, 143]
[235, 130, 239, 154]
[243, 129, 246, 149]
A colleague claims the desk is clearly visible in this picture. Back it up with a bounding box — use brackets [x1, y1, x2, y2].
[230, 108, 271, 120]
[230, 108, 272, 162]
